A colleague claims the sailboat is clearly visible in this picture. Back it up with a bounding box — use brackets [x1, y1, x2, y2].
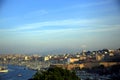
[0, 60, 9, 73]
[0, 64, 8, 73]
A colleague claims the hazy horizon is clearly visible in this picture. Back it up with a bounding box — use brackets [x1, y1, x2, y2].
[0, 0, 120, 55]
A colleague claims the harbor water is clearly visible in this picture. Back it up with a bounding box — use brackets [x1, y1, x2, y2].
[0, 65, 36, 80]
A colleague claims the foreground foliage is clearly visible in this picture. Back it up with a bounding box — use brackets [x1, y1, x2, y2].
[29, 67, 80, 80]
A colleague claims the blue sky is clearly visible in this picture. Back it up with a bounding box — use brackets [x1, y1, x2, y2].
[0, 0, 120, 54]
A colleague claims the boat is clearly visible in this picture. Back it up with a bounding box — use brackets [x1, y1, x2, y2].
[0, 67, 8, 73]
[18, 74, 22, 77]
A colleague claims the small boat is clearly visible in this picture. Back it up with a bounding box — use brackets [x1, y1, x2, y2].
[0, 67, 8, 73]
[18, 74, 22, 77]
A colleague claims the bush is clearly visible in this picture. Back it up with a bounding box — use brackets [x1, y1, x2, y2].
[30, 67, 80, 80]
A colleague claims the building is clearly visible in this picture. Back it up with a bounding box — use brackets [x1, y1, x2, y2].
[67, 58, 79, 64]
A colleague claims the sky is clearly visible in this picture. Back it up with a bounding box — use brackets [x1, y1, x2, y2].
[0, 0, 120, 55]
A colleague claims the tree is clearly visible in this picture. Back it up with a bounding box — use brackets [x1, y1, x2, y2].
[29, 67, 80, 80]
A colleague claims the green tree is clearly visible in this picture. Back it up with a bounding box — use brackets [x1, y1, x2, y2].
[29, 67, 80, 80]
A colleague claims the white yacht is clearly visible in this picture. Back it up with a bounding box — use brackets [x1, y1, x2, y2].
[0, 67, 8, 73]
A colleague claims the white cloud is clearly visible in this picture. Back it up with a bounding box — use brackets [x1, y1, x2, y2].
[7, 25, 119, 35]
[0, 15, 120, 32]
[0, 19, 96, 31]
[56, 0, 113, 12]
[23, 10, 48, 18]
[84, 25, 120, 32]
